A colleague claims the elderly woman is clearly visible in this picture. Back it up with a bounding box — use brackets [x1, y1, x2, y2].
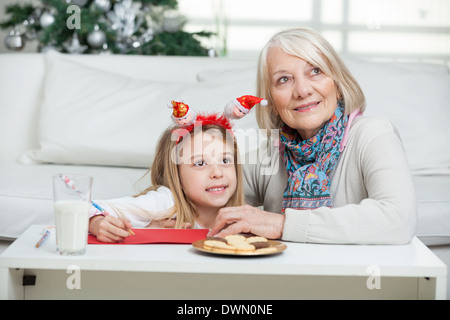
[210, 28, 417, 244]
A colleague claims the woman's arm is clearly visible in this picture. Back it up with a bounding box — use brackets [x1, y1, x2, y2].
[211, 118, 417, 244]
[283, 119, 417, 244]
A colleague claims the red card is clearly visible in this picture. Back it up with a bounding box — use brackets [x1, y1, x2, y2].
[88, 228, 209, 245]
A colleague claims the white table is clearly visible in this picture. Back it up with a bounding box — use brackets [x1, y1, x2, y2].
[0, 225, 447, 300]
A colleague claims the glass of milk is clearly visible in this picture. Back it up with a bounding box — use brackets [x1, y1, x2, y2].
[53, 174, 92, 255]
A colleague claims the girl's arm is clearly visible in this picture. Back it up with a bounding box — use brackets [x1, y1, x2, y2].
[89, 186, 175, 242]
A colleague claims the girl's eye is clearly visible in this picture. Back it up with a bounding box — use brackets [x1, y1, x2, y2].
[222, 157, 233, 165]
[194, 160, 206, 167]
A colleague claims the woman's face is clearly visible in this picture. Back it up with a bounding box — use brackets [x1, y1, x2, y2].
[267, 47, 339, 140]
[177, 130, 237, 214]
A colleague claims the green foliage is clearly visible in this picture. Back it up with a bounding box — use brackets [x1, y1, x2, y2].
[1, 0, 212, 56]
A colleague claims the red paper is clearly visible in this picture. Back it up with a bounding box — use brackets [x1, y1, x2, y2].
[88, 228, 209, 245]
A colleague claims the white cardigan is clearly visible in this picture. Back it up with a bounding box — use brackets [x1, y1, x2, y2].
[243, 116, 417, 244]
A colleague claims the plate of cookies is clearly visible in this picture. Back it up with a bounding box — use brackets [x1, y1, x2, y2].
[192, 234, 287, 256]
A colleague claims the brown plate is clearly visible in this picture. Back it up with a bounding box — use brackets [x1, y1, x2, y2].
[192, 239, 287, 256]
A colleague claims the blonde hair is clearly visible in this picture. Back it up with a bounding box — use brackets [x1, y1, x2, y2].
[255, 28, 366, 130]
[136, 124, 244, 228]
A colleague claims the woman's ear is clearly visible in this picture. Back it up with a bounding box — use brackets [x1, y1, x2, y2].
[270, 99, 279, 116]
[335, 83, 343, 101]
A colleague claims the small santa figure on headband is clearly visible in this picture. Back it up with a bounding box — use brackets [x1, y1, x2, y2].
[224, 95, 268, 120]
[168, 100, 197, 126]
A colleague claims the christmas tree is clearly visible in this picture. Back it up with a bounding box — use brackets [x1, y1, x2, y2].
[1, 0, 213, 56]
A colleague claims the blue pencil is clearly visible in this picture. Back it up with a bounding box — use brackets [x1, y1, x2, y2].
[36, 229, 50, 248]
[92, 201, 107, 214]
[91, 201, 135, 236]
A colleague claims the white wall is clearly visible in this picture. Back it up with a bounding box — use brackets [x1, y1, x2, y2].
[1, 0, 449, 66]
[180, 0, 450, 65]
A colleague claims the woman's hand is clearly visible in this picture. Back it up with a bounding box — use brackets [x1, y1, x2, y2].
[208, 205, 285, 239]
[89, 215, 133, 243]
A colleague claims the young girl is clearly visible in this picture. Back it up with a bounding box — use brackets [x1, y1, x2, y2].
[88, 98, 262, 243]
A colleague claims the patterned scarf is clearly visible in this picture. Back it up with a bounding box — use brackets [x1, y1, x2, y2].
[280, 104, 348, 213]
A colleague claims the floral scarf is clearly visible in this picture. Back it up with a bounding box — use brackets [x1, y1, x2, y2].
[280, 104, 348, 213]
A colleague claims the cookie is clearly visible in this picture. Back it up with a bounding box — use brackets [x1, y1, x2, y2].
[233, 242, 256, 253]
[202, 234, 278, 255]
[205, 236, 227, 243]
[246, 236, 268, 243]
[251, 241, 270, 249]
[203, 240, 236, 253]
[224, 234, 246, 243]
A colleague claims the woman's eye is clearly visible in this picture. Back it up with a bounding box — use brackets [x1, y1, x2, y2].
[277, 76, 290, 85]
[310, 67, 321, 75]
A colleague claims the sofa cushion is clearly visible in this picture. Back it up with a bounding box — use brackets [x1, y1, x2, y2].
[346, 58, 450, 175]
[413, 175, 450, 246]
[0, 163, 146, 240]
[21, 52, 258, 168]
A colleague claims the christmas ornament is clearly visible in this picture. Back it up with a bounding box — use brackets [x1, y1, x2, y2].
[4, 26, 25, 50]
[162, 11, 186, 33]
[94, 0, 112, 12]
[107, 0, 142, 38]
[69, 0, 89, 6]
[224, 95, 268, 120]
[63, 32, 88, 54]
[39, 12, 55, 28]
[87, 25, 106, 49]
[168, 100, 197, 126]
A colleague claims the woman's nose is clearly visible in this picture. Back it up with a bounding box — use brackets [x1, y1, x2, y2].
[294, 79, 312, 99]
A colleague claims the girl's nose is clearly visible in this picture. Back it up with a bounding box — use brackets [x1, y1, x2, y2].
[210, 164, 223, 179]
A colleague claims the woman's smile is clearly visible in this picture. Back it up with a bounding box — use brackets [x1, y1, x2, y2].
[294, 101, 321, 112]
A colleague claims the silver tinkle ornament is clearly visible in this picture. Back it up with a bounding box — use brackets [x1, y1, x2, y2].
[39, 12, 55, 28]
[4, 27, 25, 50]
[94, 0, 112, 12]
[87, 25, 106, 49]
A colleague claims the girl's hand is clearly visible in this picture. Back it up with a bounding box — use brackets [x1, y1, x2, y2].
[209, 205, 285, 239]
[89, 215, 133, 243]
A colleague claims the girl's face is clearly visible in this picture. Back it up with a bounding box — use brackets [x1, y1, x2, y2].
[267, 47, 339, 140]
[177, 130, 237, 214]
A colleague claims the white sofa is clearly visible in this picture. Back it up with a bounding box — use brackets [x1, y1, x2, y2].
[1, 51, 450, 295]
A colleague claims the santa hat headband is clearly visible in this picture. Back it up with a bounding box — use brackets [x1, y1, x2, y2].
[169, 95, 267, 144]
[171, 113, 234, 145]
[233, 95, 268, 114]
